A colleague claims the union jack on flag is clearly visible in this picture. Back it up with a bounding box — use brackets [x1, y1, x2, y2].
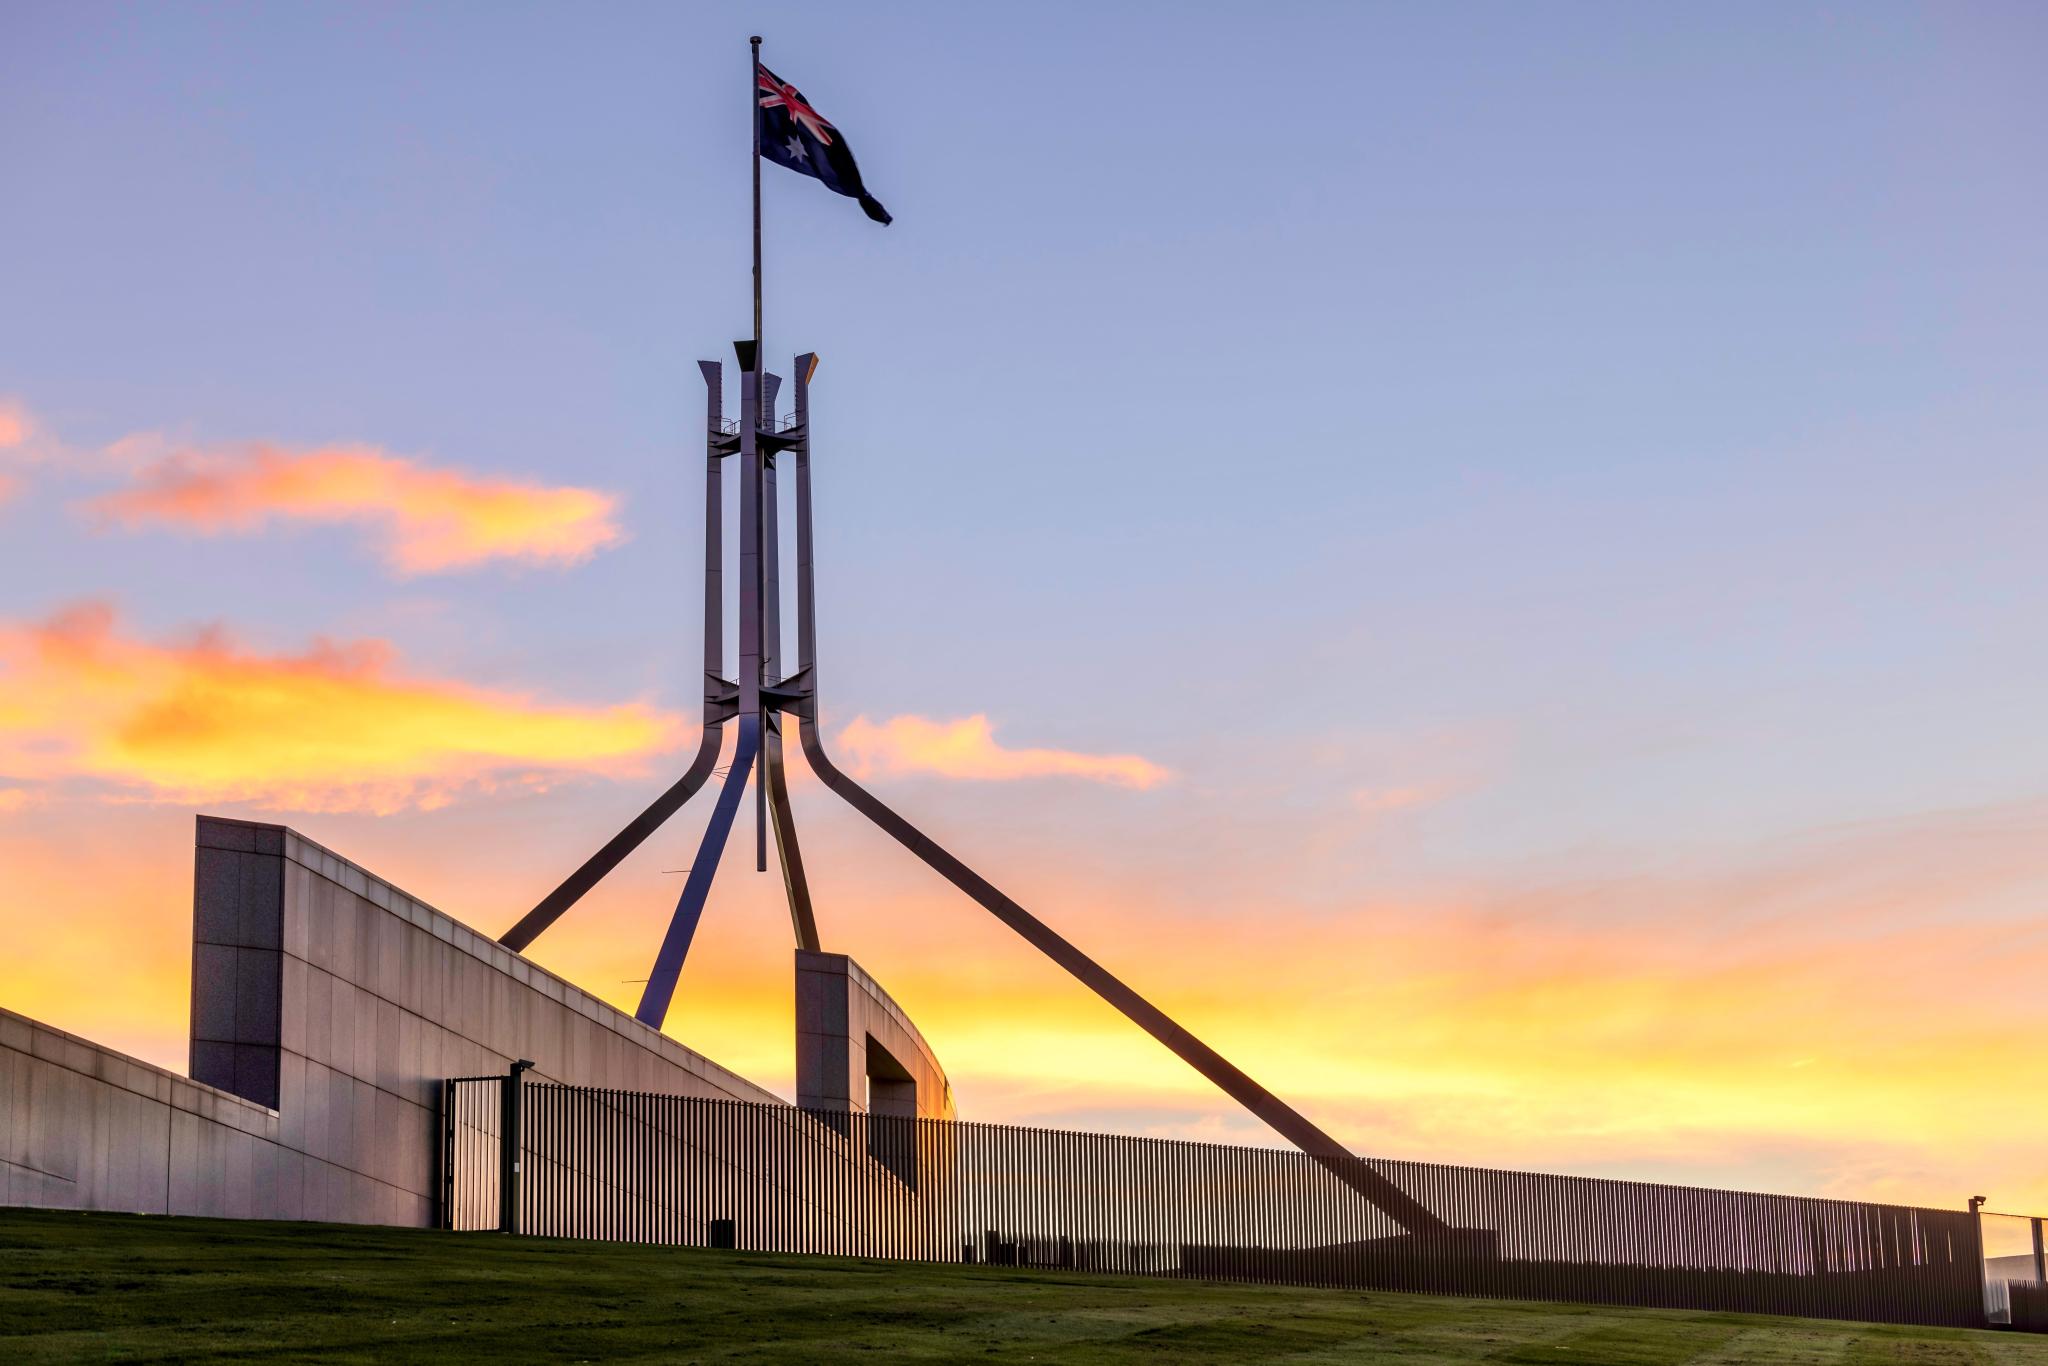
[757, 63, 892, 224]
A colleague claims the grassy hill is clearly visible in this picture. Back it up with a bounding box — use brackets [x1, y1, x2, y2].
[2, 1209, 2043, 1363]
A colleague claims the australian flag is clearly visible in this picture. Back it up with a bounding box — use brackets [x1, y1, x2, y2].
[757, 63, 892, 224]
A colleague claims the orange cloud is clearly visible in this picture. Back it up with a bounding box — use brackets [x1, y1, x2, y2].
[836, 713, 1170, 788]
[85, 442, 624, 574]
[0, 602, 683, 813]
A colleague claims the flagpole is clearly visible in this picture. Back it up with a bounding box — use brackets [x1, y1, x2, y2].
[749, 34, 768, 873]
[750, 34, 763, 364]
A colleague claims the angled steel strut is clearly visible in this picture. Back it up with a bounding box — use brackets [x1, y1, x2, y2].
[499, 361, 737, 955]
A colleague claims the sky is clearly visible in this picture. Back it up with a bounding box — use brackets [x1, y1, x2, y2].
[3, 2, 2046, 1213]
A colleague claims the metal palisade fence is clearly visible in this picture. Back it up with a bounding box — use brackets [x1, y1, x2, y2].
[442, 1077, 1994, 1331]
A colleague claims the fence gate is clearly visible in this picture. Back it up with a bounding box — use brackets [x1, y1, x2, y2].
[1981, 1210, 2048, 1328]
[442, 1075, 512, 1232]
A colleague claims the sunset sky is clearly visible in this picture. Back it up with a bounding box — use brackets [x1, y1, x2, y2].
[4, 3, 2046, 1213]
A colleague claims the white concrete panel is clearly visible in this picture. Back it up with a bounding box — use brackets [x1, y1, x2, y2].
[283, 861, 313, 961]
[167, 1109, 224, 1216]
[299, 1058, 331, 1164]
[25, 1058, 83, 1199]
[352, 973, 378, 1083]
[374, 998, 402, 1094]
[397, 1011, 425, 1106]
[301, 964, 333, 1069]
[280, 955, 308, 1056]
[224, 1129, 255, 1220]
[277, 1050, 307, 1152]
[274, 1145, 307, 1222]
[326, 976, 356, 1079]
[326, 1066, 354, 1173]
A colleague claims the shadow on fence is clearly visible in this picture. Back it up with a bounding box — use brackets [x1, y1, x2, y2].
[443, 1077, 1997, 1331]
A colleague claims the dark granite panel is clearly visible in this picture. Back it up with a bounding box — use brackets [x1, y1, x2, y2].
[796, 1030, 849, 1103]
[195, 816, 257, 853]
[192, 848, 242, 946]
[795, 967, 848, 1033]
[237, 854, 283, 949]
[191, 943, 239, 1043]
[233, 1043, 280, 1109]
[191, 1039, 236, 1093]
[235, 948, 282, 1045]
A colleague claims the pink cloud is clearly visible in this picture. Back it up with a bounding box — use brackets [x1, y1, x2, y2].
[837, 713, 1171, 789]
[0, 398, 40, 506]
[1349, 784, 1446, 816]
[0, 398, 30, 450]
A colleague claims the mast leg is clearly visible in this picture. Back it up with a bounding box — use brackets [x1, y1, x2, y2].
[763, 712, 818, 949]
[635, 715, 761, 1029]
[754, 364, 816, 945]
[500, 724, 726, 952]
[792, 717, 1449, 1237]
[780, 351, 1446, 1237]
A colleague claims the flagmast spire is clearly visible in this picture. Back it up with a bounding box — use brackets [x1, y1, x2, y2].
[750, 34, 763, 367]
[749, 34, 767, 872]
[507, 64, 1447, 1239]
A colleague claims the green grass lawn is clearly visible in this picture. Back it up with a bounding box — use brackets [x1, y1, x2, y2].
[2, 1209, 2043, 1364]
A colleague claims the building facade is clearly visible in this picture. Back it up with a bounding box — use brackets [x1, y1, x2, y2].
[2, 814, 944, 1226]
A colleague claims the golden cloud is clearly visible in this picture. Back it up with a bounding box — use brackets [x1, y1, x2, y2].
[836, 713, 1170, 788]
[85, 442, 625, 574]
[864, 898, 2048, 1207]
[0, 602, 683, 813]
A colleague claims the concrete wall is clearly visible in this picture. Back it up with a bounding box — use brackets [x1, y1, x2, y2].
[2, 814, 779, 1225]
[795, 950, 953, 1121]
[1, 1007, 339, 1220]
